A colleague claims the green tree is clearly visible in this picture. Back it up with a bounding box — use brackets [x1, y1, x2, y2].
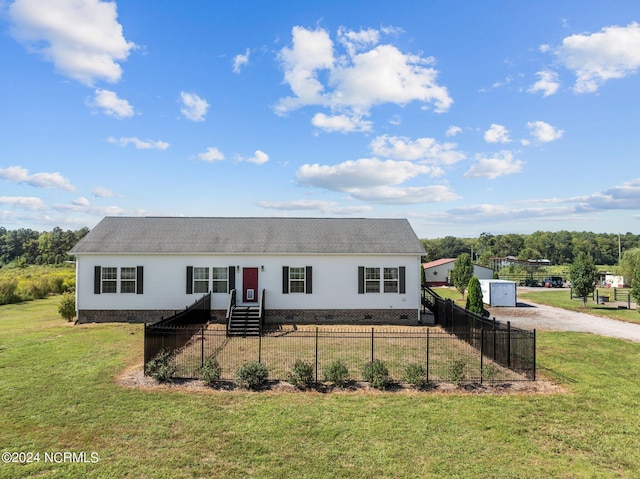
[465, 276, 484, 314]
[452, 253, 474, 298]
[620, 248, 640, 282]
[631, 267, 640, 313]
[569, 253, 598, 307]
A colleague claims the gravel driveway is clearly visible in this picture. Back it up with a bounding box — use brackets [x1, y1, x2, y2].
[486, 300, 640, 343]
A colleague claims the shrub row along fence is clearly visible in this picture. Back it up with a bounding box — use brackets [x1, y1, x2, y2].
[422, 286, 536, 380]
[144, 325, 532, 384]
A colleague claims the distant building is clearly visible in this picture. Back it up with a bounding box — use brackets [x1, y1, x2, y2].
[422, 258, 494, 287]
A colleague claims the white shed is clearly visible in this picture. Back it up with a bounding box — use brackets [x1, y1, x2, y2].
[479, 279, 517, 307]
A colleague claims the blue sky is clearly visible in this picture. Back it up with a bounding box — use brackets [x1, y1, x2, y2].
[1, 0, 640, 239]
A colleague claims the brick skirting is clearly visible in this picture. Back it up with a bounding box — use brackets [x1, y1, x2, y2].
[76, 308, 424, 325]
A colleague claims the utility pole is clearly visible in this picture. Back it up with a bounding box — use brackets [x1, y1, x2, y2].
[618, 233, 622, 264]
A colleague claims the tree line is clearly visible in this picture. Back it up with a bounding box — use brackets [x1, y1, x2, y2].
[0, 227, 89, 267]
[422, 231, 640, 266]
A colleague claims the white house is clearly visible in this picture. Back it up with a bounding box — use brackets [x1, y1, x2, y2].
[70, 217, 426, 325]
[423, 258, 494, 287]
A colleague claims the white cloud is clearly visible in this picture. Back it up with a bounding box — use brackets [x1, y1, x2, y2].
[297, 158, 437, 191]
[8, 0, 136, 86]
[72, 197, 91, 207]
[197, 147, 225, 162]
[484, 124, 511, 144]
[92, 187, 115, 198]
[0, 196, 46, 210]
[347, 185, 460, 204]
[311, 113, 372, 133]
[232, 48, 250, 74]
[464, 151, 524, 179]
[0, 165, 76, 191]
[246, 150, 269, 165]
[180, 91, 209, 122]
[370, 134, 465, 166]
[446, 126, 462, 137]
[527, 121, 564, 143]
[337, 26, 380, 55]
[92, 89, 134, 118]
[257, 199, 372, 215]
[555, 22, 640, 93]
[574, 178, 640, 211]
[528, 70, 561, 96]
[108, 136, 169, 150]
[275, 26, 452, 125]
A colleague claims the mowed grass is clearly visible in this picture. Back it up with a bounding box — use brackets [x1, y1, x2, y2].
[519, 289, 640, 324]
[1, 298, 640, 478]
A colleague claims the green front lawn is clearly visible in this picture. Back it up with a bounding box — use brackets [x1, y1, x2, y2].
[1, 297, 640, 478]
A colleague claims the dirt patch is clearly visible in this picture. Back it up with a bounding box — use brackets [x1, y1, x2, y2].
[116, 363, 565, 396]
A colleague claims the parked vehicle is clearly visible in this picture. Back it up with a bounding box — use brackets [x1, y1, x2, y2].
[543, 276, 564, 288]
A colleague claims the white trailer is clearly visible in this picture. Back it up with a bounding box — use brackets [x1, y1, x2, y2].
[479, 279, 517, 307]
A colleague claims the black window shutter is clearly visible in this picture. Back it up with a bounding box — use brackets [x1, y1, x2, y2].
[186, 266, 193, 294]
[305, 266, 313, 294]
[358, 266, 365, 294]
[282, 266, 289, 294]
[94, 266, 101, 294]
[399, 266, 406, 294]
[228, 266, 235, 292]
[136, 266, 144, 294]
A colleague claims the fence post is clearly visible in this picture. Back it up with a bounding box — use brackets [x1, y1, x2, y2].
[201, 326, 204, 370]
[258, 330, 262, 364]
[629, 293, 631, 310]
[614, 288, 617, 301]
[371, 327, 374, 363]
[533, 329, 537, 381]
[507, 321, 512, 368]
[315, 327, 319, 385]
[426, 329, 429, 384]
[480, 326, 484, 384]
[493, 318, 497, 361]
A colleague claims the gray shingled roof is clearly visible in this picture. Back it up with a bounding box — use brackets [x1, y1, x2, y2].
[69, 217, 425, 255]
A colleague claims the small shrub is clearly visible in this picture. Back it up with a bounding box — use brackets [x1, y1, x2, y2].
[324, 360, 349, 388]
[288, 361, 314, 390]
[363, 359, 390, 389]
[0, 280, 18, 305]
[449, 359, 467, 386]
[236, 361, 268, 390]
[58, 292, 76, 321]
[145, 349, 177, 382]
[200, 357, 222, 386]
[482, 363, 500, 382]
[404, 363, 427, 390]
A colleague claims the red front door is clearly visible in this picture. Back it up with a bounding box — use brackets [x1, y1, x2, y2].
[243, 267, 258, 302]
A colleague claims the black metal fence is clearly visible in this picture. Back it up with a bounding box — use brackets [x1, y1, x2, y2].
[143, 289, 536, 383]
[422, 287, 536, 380]
[144, 325, 531, 383]
[144, 293, 211, 366]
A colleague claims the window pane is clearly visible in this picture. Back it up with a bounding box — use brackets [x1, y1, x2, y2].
[365, 281, 380, 293]
[121, 267, 136, 280]
[102, 267, 117, 280]
[290, 281, 305, 293]
[194, 282, 209, 294]
[383, 281, 398, 293]
[384, 268, 398, 280]
[194, 267, 209, 280]
[102, 281, 116, 293]
[290, 267, 305, 279]
[365, 267, 380, 280]
[212, 267, 227, 280]
[121, 281, 136, 293]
